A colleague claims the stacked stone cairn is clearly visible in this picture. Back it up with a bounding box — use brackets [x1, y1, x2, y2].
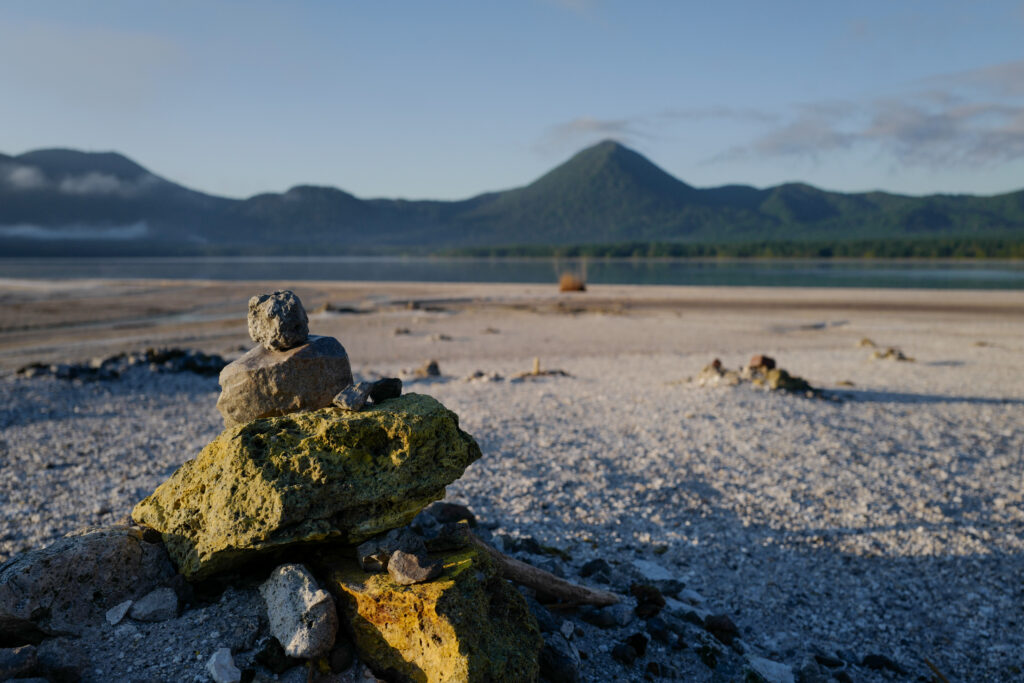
[0, 290, 543, 682]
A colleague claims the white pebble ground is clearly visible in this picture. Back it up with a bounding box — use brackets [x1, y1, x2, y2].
[1, 281, 1022, 681]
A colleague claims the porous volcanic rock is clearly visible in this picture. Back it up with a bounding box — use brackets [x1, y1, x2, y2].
[248, 290, 309, 351]
[259, 564, 338, 659]
[0, 526, 174, 641]
[133, 394, 481, 580]
[319, 546, 542, 683]
[216, 335, 353, 428]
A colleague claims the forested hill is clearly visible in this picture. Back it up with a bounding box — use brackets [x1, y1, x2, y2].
[2, 140, 1023, 255]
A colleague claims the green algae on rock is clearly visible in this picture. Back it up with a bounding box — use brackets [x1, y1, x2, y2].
[319, 547, 542, 683]
[132, 394, 481, 580]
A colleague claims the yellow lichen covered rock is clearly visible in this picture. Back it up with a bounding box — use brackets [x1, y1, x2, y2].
[320, 547, 541, 683]
[132, 394, 481, 579]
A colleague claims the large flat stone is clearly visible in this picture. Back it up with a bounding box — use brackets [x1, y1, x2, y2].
[133, 394, 482, 580]
[0, 526, 174, 642]
[319, 547, 542, 683]
[216, 334, 353, 429]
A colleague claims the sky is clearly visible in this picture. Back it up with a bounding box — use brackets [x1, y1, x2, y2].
[1, 0, 1023, 200]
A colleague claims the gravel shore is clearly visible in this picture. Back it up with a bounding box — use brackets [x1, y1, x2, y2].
[2, 281, 1022, 681]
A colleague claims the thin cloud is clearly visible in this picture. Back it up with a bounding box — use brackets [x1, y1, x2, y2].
[536, 116, 648, 154]
[0, 163, 162, 196]
[0, 163, 48, 190]
[712, 60, 1024, 168]
[659, 106, 779, 124]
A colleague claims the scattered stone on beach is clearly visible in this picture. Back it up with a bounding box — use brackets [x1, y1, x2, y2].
[464, 370, 504, 382]
[128, 586, 178, 622]
[857, 337, 877, 348]
[216, 334, 353, 428]
[356, 527, 427, 572]
[697, 357, 817, 395]
[870, 347, 914, 362]
[260, 564, 338, 659]
[0, 645, 38, 680]
[133, 394, 482, 579]
[319, 546, 542, 682]
[387, 549, 444, 585]
[510, 357, 572, 381]
[425, 501, 478, 527]
[369, 377, 402, 403]
[15, 348, 227, 381]
[104, 599, 132, 626]
[761, 368, 813, 392]
[430, 333, 453, 342]
[539, 632, 582, 683]
[248, 290, 309, 352]
[414, 359, 441, 377]
[393, 327, 411, 335]
[333, 381, 373, 411]
[696, 359, 741, 387]
[746, 655, 795, 683]
[704, 613, 740, 645]
[0, 525, 174, 641]
[206, 647, 242, 683]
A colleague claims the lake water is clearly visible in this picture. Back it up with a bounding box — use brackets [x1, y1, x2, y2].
[1, 257, 1023, 289]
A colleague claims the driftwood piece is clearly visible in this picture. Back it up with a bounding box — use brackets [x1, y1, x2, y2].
[461, 530, 620, 606]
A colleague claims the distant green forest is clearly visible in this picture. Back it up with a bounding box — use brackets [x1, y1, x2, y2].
[3, 141, 1024, 256]
[445, 237, 1024, 260]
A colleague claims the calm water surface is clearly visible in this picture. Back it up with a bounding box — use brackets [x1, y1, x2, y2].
[1, 257, 1023, 289]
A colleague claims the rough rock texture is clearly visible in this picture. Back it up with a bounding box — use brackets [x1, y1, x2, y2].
[387, 549, 442, 586]
[206, 647, 242, 683]
[128, 586, 178, 622]
[334, 382, 373, 411]
[259, 564, 338, 659]
[0, 526, 174, 641]
[217, 335, 354, 428]
[133, 394, 482, 579]
[356, 527, 426, 573]
[319, 547, 542, 683]
[248, 290, 309, 352]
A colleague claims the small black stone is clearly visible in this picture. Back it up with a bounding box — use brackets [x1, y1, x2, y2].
[611, 643, 638, 665]
[814, 654, 845, 668]
[644, 661, 670, 679]
[645, 616, 673, 644]
[329, 638, 355, 673]
[832, 671, 853, 683]
[579, 558, 611, 578]
[425, 501, 477, 527]
[703, 613, 739, 646]
[369, 377, 403, 403]
[861, 653, 906, 674]
[631, 583, 665, 619]
[625, 633, 649, 657]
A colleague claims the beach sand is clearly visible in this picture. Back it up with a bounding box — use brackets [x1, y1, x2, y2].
[2, 278, 1022, 681]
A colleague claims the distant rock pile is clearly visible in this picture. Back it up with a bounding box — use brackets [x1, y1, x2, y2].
[16, 347, 227, 381]
[697, 354, 816, 395]
[1, 289, 547, 681]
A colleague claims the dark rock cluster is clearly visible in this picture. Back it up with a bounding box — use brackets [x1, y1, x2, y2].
[16, 347, 227, 381]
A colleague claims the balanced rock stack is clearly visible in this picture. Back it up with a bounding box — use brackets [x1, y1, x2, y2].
[216, 290, 354, 428]
[132, 290, 543, 680]
[0, 290, 542, 682]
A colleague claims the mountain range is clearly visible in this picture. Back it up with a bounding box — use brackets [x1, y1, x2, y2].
[2, 140, 1023, 255]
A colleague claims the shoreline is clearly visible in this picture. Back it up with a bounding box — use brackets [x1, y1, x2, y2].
[2, 279, 1023, 373]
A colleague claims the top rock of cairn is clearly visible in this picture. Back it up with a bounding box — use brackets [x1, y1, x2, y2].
[248, 290, 309, 351]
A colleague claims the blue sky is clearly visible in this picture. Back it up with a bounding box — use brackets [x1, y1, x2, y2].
[1, 0, 1023, 199]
